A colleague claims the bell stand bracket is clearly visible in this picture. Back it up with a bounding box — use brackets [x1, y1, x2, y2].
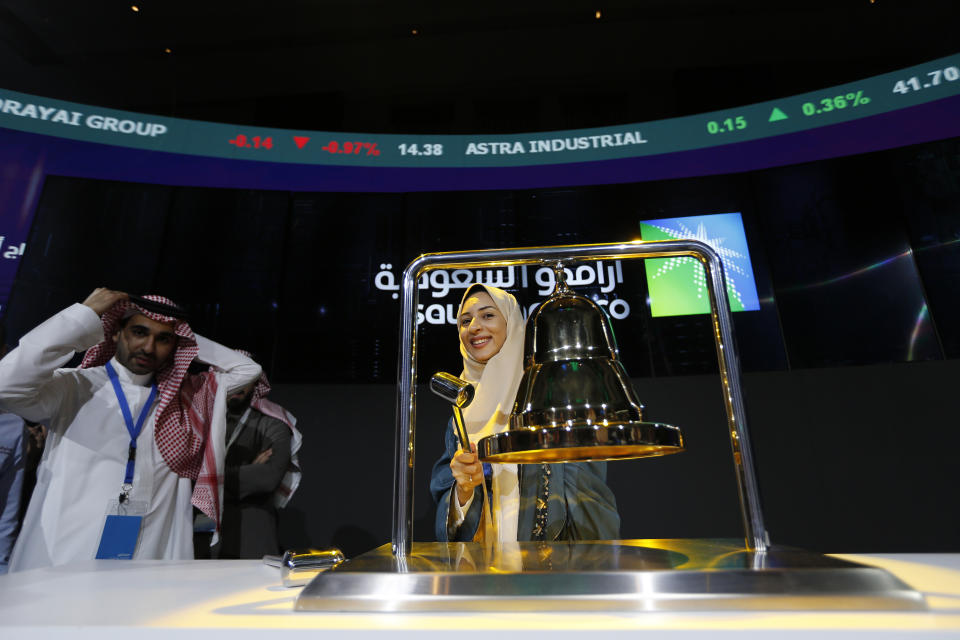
[390, 240, 767, 555]
[295, 240, 926, 612]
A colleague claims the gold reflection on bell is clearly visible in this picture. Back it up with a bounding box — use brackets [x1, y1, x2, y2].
[478, 263, 685, 464]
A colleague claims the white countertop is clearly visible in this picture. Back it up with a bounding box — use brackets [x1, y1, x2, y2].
[2, 553, 959, 639]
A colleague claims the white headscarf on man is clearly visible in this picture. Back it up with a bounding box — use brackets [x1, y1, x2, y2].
[457, 284, 525, 543]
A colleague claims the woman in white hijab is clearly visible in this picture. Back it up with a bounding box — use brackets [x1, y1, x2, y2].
[430, 284, 620, 543]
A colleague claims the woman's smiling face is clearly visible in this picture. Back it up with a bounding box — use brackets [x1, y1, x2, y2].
[458, 290, 507, 363]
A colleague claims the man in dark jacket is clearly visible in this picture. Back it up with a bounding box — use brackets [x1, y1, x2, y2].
[197, 358, 302, 559]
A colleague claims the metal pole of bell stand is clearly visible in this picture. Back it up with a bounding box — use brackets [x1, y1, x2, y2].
[391, 240, 768, 558]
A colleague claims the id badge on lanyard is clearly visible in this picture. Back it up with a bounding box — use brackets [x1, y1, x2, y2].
[97, 498, 148, 559]
[96, 361, 157, 560]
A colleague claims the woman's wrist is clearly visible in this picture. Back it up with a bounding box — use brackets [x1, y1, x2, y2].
[456, 484, 473, 506]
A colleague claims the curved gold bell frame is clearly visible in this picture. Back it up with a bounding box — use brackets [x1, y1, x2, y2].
[477, 263, 684, 464]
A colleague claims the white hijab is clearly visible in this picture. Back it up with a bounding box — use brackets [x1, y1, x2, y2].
[458, 284, 526, 440]
[457, 284, 526, 542]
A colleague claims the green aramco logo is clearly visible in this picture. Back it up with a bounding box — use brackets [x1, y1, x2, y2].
[639, 212, 760, 318]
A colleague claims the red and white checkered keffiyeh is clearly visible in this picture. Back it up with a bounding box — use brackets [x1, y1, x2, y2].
[80, 296, 222, 526]
[237, 351, 302, 508]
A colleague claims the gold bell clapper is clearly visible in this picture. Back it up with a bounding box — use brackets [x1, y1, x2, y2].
[478, 263, 684, 464]
[428, 371, 475, 450]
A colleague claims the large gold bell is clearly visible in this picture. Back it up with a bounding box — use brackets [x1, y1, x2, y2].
[478, 264, 685, 463]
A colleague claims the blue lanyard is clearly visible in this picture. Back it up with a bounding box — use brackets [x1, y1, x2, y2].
[105, 361, 158, 490]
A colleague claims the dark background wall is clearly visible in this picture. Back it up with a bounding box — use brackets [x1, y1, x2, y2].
[269, 358, 960, 559]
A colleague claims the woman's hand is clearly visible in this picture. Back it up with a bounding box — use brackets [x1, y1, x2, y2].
[450, 443, 483, 506]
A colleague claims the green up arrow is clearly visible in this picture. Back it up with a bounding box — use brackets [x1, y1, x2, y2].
[769, 107, 789, 122]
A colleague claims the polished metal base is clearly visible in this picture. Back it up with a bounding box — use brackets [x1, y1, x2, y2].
[478, 422, 684, 463]
[295, 539, 926, 612]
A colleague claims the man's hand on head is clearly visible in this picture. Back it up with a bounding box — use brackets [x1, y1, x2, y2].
[82, 288, 129, 316]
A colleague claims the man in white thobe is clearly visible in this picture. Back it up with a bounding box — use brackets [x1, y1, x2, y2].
[0, 288, 260, 571]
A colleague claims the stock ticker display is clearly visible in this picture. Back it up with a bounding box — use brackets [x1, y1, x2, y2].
[0, 54, 958, 168]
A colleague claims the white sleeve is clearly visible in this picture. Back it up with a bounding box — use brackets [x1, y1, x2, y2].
[188, 337, 261, 546]
[0, 303, 104, 423]
[449, 487, 475, 530]
[192, 335, 261, 393]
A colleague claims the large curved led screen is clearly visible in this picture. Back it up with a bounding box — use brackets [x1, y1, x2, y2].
[0, 54, 957, 383]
